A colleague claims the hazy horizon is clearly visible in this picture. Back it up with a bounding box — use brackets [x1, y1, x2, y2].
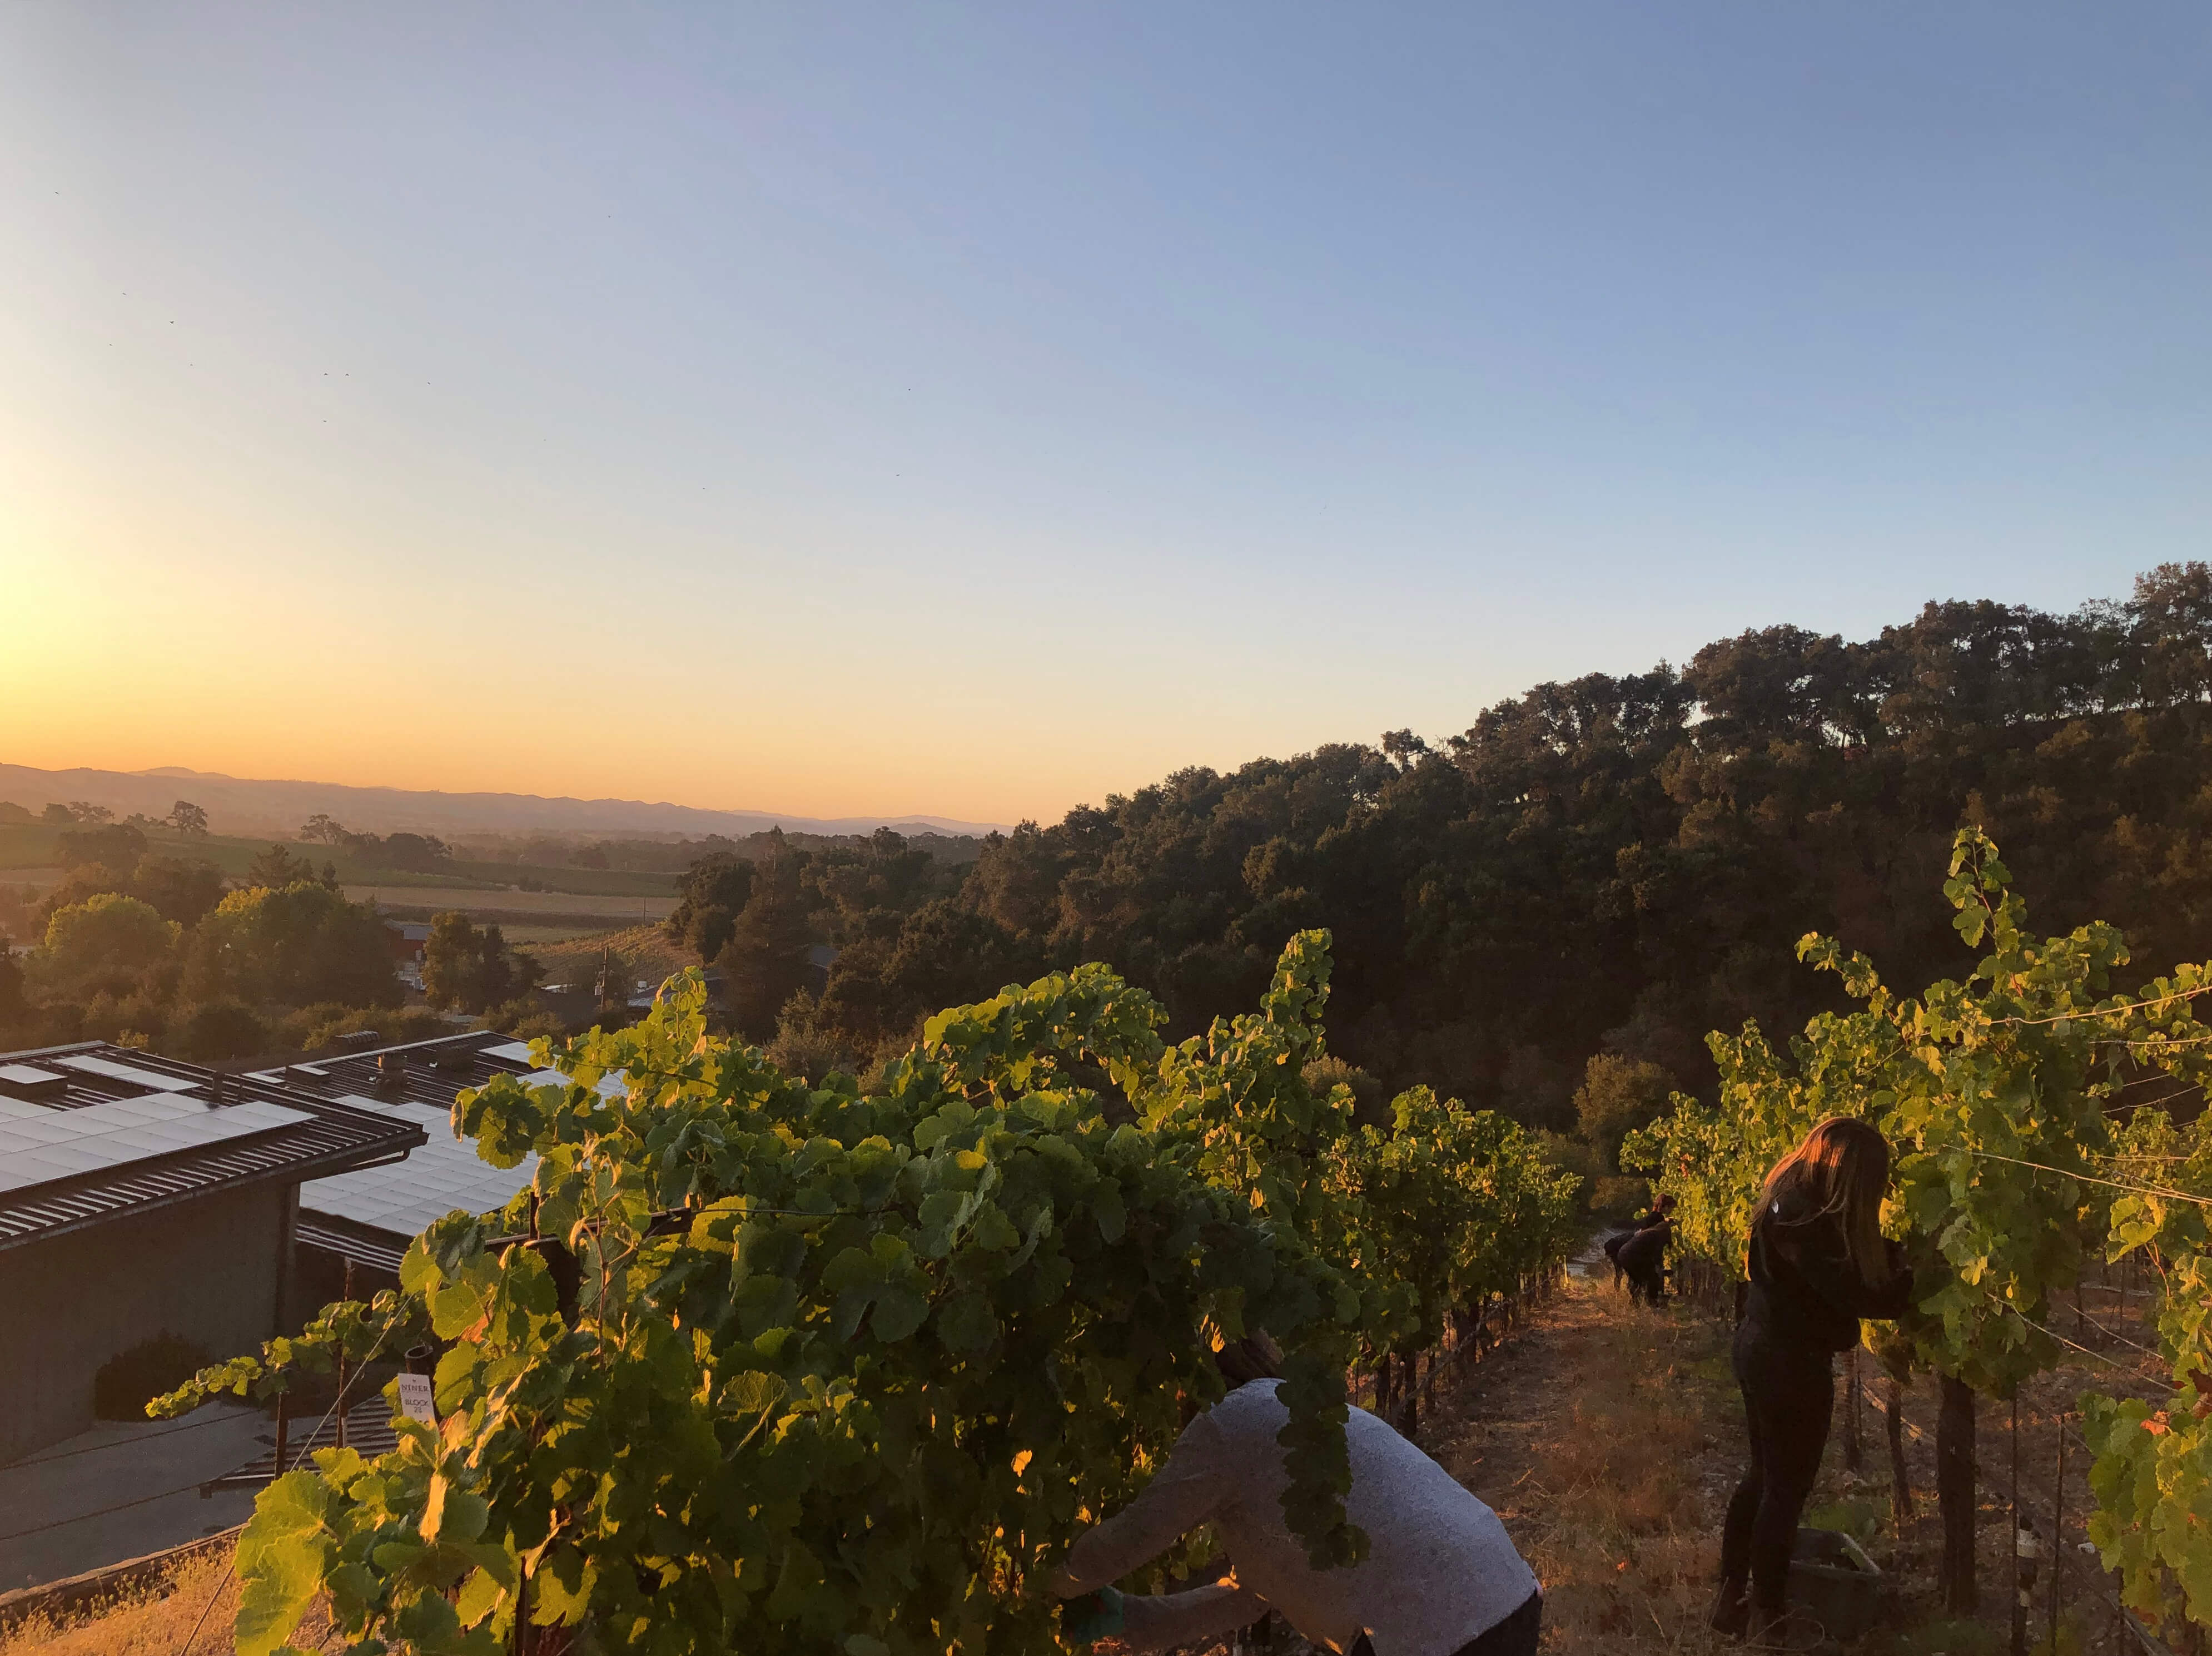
[5, 4, 2206, 822]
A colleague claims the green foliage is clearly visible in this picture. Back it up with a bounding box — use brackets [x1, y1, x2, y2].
[665, 851, 753, 961]
[170, 998, 269, 1060]
[130, 854, 228, 926]
[186, 881, 400, 1008]
[246, 844, 324, 889]
[474, 998, 570, 1042]
[55, 821, 148, 871]
[1624, 828, 2212, 1636]
[1626, 829, 2205, 1392]
[1572, 1053, 1673, 1176]
[743, 567, 2212, 1146]
[2081, 1310, 2212, 1631]
[42, 892, 180, 983]
[1334, 1087, 1580, 1361]
[0, 941, 23, 1023]
[280, 1002, 453, 1052]
[719, 846, 817, 1039]
[173, 934, 1578, 1656]
[422, 913, 541, 1014]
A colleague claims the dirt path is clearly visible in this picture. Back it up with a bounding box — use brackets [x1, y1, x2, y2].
[1141, 1257, 2174, 1656]
[1418, 1271, 1744, 1655]
[1416, 1269, 2166, 1655]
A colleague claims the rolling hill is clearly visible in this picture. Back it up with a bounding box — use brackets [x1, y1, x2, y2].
[0, 763, 1006, 842]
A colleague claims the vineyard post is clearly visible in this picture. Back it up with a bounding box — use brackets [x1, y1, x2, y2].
[2049, 1415, 2065, 1656]
[273, 1388, 287, 1476]
[2010, 1395, 2024, 1656]
[1843, 1347, 1862, 1472]
[1938, 1375, 1977, 1613]
[1885, 1374, 1912, 1534]
[337, 1257, 354, 1451]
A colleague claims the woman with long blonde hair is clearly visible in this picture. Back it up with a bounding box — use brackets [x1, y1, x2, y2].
[1711, 1118, 1915, 1645]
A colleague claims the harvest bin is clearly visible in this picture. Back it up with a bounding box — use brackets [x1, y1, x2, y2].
[1791, 1528, 1886, 1640]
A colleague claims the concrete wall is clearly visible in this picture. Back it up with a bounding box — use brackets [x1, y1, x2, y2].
[0, 1184, 288, 1464]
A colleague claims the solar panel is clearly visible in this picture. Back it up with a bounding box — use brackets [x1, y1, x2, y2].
[0, 1093, 310, 1193]
[483, 1041, 536, 1064]
[53, 1053, 195, 1092]
[0, 1065, 64, 1087]
[299, 1095, 538, 1240]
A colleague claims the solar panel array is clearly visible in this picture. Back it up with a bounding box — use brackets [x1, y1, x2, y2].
[0, 1094, 310, 1194]
[0, 1042, 426, 1250]
[302, 1095, 539, 1236]
[265, 1032, 552, 1250]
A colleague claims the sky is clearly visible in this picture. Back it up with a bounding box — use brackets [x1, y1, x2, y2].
[1, 4, 2206, 825]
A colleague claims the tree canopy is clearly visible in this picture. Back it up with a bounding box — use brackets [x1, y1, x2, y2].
[688, 565, 2212, 1132]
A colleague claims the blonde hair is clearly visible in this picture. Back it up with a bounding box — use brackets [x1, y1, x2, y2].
[1756, 1117, 1891, 1285]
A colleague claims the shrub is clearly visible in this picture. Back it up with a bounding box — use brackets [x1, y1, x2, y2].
[1589, 1173, 1651, 1220]
[279, 1003, 453, 1052]
[94, 1333, 211, 1421]
[169, 999, 268, 1062]
[474, 998, 567, 1041]
[42, 893, 179, 984]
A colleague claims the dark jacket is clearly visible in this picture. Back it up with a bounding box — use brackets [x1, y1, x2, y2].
[1615, 1218, 1672, 1277]
[1742, 1192, 1914, 1352]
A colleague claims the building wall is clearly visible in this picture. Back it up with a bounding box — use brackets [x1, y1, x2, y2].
[0, 1183, 289, 1463]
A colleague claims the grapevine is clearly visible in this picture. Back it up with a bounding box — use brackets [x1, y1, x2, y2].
[1624, 829, 2212, 1630]
[156, 930, 1580, 1656]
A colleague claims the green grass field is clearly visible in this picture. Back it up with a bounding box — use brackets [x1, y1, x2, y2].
[0, 823, 677, 898]
[344, 888, 677, 931]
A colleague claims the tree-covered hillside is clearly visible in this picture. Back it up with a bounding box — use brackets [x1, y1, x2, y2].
[687, 564, 2212, 1136]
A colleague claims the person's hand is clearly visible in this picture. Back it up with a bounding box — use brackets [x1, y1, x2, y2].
[1061, 1587, 1125, 1644]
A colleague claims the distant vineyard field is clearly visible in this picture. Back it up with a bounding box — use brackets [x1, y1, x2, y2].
[345, 887, 677, 929]
[524, 921, 694, 983]
[0, 825, 675, 898]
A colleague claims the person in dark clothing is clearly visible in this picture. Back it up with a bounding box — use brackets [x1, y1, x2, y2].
[1601, 1229, 1631, 1287]
[1711, 1119, 1915, 1647]
[1615, 1212, 1672, 1305]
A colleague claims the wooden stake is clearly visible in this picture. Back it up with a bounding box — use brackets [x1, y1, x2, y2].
[1938, 1374, 1977, 1613]
[2011, 1395, 2025, 1656]
[337, 1258, 354, 1451]
[1887, 1374, 1915, 1534]
[2050, 1414, 2066, 1656]
[1843, 1346, 1863, 1472]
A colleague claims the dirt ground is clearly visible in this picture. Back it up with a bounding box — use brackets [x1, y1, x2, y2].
[1151, 1258, 2179, 1656]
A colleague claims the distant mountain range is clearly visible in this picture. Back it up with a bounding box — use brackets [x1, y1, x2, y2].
[0, 763, 1007, 842]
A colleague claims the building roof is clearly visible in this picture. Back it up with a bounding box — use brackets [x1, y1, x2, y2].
[0, 1044, 428, 1253]
[248, 1031, 558, 1265]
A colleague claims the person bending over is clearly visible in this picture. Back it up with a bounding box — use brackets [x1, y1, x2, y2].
[1615, 1194, 1674, 1305]
[1052, 1333, 1541, 1656]
[1712, 1118, 1915, 1644]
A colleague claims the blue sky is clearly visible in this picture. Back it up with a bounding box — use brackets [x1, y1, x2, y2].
[2, 3, 2205, 820]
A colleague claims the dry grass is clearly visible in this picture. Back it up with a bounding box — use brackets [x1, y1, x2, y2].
[526, 922, 694, 989]
[0, 1545, 331, 1656]
[1420, 1279, 1745, 1655]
